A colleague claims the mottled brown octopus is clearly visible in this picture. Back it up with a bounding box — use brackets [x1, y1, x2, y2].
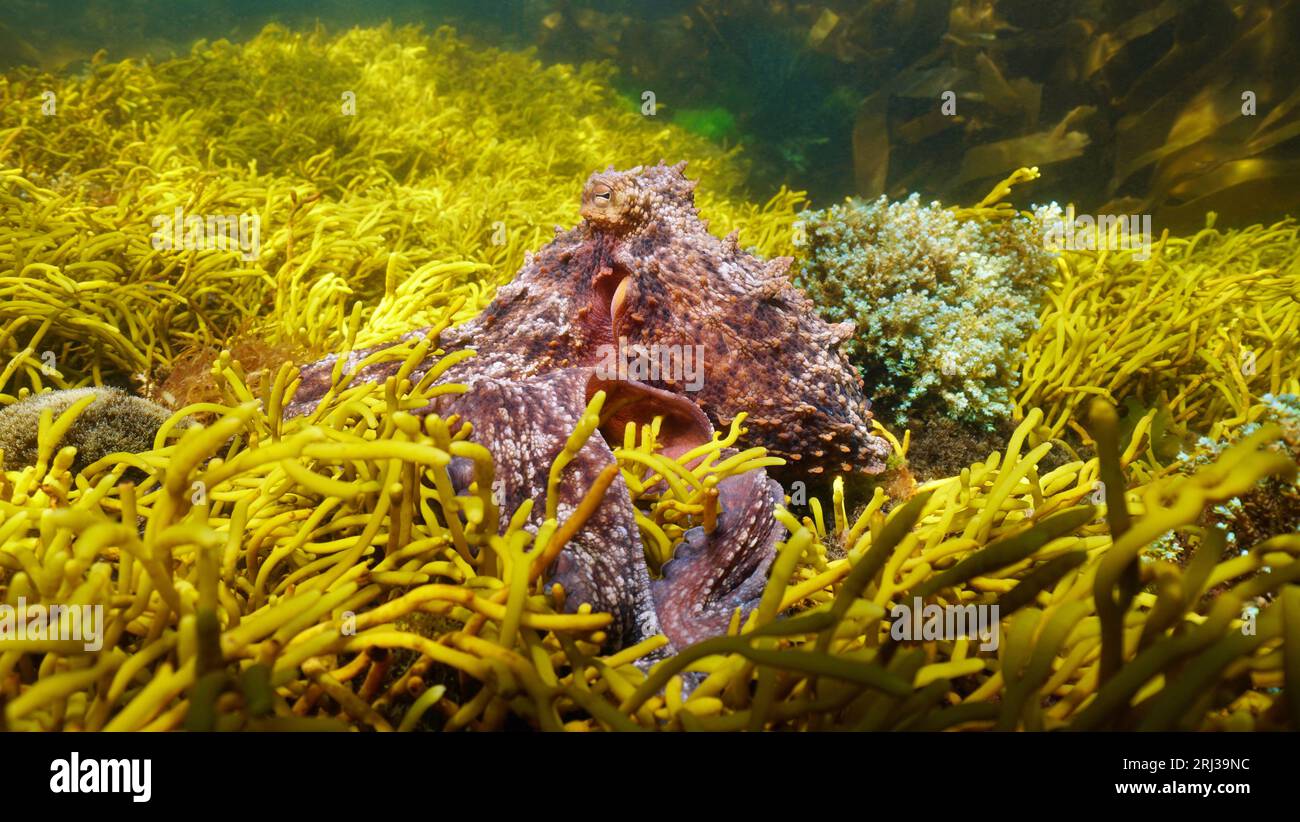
[285, 162, 892, 657]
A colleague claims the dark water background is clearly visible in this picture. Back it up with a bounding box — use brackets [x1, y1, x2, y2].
[3, 0, 1298, 226]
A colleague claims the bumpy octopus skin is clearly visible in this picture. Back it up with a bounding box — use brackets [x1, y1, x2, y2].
[285, 162, 889, 653]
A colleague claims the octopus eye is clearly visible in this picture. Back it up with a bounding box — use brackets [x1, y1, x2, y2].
[591, 184, 613, 205]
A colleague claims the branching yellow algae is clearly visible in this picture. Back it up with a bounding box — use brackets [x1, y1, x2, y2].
[2, 336, 1296, 730]
[1016, 213, 1300, 442]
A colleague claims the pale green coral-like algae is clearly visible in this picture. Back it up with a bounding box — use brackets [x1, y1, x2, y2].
[794, 170, 1055, 427]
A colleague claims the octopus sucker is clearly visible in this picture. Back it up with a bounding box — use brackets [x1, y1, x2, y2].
[287, 162, 893, 652]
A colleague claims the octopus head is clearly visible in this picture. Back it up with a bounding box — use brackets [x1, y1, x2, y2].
[579, 162, 701, 236]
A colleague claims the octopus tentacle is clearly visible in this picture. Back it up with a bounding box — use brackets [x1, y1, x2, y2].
[650, 469, 785, 648]
[430, 368, 665, 651]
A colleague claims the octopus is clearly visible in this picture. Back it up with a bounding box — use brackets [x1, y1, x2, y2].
[285, 162, 892, 656]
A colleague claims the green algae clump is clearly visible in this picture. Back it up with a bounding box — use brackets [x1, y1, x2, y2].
[0, 387, 176, 475]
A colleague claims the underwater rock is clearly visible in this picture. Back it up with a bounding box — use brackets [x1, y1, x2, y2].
[287, 162, 889, 651]
[0, 387, 175, 475]
[1178, 394, 1300, 566]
